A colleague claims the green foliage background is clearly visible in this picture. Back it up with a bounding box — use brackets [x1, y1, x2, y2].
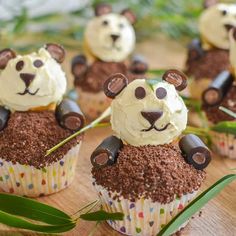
[0, 0, 234, 52]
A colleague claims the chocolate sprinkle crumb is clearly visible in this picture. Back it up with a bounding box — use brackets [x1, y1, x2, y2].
[185, 48, 230, 80]
[0, 111, 82, 169]
[92, 144, 206, 204]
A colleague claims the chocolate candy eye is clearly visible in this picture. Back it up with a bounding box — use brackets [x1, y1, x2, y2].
[102, 20, 109, 26]
[135, 86, 146, 99]
[119, 23, 124, 29]
[16, 60, 24, 71]
[221, 10, 227, 16]
[156, 87, 167, 99]
[33, 60, 44, 68]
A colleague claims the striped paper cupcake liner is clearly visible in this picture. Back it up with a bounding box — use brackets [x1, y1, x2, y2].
[94, 183, 198, 236]
[0, 143, 81, 197]
[210, 131, 236, 159]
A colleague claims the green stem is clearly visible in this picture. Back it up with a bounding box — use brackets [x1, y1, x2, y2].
[71, 200, 99, 217]
[45, 107, 111, 156]
[219, 106, 236, 119]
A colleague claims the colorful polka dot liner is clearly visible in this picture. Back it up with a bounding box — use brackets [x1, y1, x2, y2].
[94, 183, 197, 236]
[0, 143, 81, 197]
[211, 131, 236, 159]
[77, 88, 111, 121]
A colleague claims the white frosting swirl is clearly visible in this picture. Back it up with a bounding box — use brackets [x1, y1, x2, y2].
[85, 13, 135, 62]
[111, 79, 188, 146]
[199, 4, 236, 50]
[0, 48, 67, 111]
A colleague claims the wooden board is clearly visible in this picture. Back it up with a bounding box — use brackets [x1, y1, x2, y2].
[0, 35, 236, 235]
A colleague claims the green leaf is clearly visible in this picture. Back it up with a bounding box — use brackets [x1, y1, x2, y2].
[219, 106, 236, 119]
[210, 121, 236, 135]
[148, 69, 166, 75]
[0, 210, 75, 233]
[80, 210, 124, 222]
[0, 193, 72, 225]
[157, 174, 236, 236]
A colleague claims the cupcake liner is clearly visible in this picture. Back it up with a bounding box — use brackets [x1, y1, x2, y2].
[0, 143, 82, 197]
[76, 87, 111, 121]
[210, 131, 236, 159]
[94, 184, 198, 236]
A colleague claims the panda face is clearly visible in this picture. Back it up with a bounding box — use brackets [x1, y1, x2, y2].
[0, 48, 67, 111]
[199, 4, 236, 49]
[110, 79, 188, 146]
[85, 13, 135, 62]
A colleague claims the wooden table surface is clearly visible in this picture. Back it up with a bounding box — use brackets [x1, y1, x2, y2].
[0, 35, 236, 235]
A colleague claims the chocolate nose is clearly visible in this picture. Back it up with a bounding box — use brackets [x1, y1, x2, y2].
[20, 73, 35, 87]
[141, 111, 163, 125]
[111, 34, 120, 42]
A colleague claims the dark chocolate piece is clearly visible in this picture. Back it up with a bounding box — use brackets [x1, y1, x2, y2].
[130, 54, 148, 74]
[95, 3, 112, 16]
[56, 99, 85, 131]
[71, 55, 88, 80]
[121, 8, 136, 24]
[179, 134, 211, 170]
[156, 87, 167, 99]
[162, 69, 187, 91]
[16, 60, 24, 71]
[34, 59, 44, 68]
[104, 73, 128, 98]
[45, 43, 65, 63]
[135, 86, 146, 99]
[187, 39, 205, 61]
[0, 106, 10, 131]
[202, 70, 233, 106]
[91, 136, 123, 168]
[0, 48, 16, 69]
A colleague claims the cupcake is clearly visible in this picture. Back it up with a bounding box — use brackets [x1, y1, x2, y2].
[0, 44, 85, 197]
[202, 28, 236, 159]
[71, 3, 148, 120]
[185, 1, 236, 100]
[91, 70, 211, 235]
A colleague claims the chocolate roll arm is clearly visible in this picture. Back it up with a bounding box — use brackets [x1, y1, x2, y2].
[71, 55, 88, 86]
[91, 136, 123, 168]
[56, 99, 85, 131]
[179, 134, 211, 170]
[202, 70, 233, 106]
[129, 54, 148, 74]
[187, 38, 204, 61]
[0, 106, 10, 131]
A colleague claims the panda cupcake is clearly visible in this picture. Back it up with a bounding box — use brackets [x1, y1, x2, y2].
[0, 44, 85, 197]
[91, 70, 211, 235]
[71, 3, 148, 120]
[202, 28, 236, 159]
[185, 1, 236, 99]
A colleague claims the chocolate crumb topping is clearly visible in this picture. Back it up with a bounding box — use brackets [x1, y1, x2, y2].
[92, 144, 206, 204]
[75, 60, 144, 93]
[0, 111, 82, 168]
[202, 84, 236, 124]
[185, 48, 230, 80]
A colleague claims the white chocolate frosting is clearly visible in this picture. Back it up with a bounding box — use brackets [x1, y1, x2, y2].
[199, 4, 236, 50]
[110, 79, 188, 146]
[85, 13, 135, 62]
[0, 48, 67, 111]
[229, 29, 236, 74]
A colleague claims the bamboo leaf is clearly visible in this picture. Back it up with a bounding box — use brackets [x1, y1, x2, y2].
[0, 210, 76, 233]
[0, 193, 72, 225]
[158, 174, 236, 236]
[80, 210, 124, 222]
[219, 106, 236, 119]
[210, 121, 236, 135]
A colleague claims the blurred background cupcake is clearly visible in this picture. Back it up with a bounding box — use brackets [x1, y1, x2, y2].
[202, 28, 236, 159]
[0, 44, 85, 197]
[185, 1, 236, 100]
[91, 71, 211, 235]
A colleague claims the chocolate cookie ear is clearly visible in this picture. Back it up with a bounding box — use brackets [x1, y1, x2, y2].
[45, 43, 65, 63]
[203, 0, 218, 8]
[162, 69, 187, 91]
[104, 73, 128, 98]
[0, 48, 16, 69]
[95, 3, 112, 16]
[121, 9, 136, 24]
[230, 27, 236, 41]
